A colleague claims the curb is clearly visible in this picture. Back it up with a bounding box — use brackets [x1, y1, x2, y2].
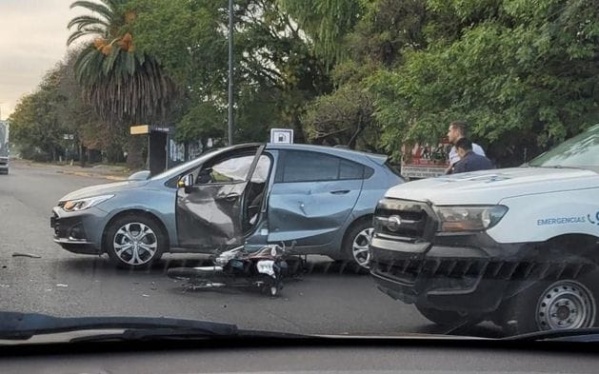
[57, 170, 128, 181]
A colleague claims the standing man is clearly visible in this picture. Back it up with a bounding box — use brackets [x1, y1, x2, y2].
[445, 120, 486, 174]
[452, 138, 494, 174]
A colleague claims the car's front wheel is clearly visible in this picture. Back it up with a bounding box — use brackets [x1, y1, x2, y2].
[105, 215, 166, 269]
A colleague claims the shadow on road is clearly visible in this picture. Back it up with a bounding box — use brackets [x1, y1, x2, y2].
[55, 256, 369, 278]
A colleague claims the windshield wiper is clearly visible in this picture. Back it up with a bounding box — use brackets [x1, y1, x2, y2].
[503, 327, 599, 342]
[0, 311, 238, 340]
[0, 311, 311, 343]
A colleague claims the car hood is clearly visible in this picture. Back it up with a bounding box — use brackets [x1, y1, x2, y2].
[386, 167, 599, 205]
[59, 180, 148, 202]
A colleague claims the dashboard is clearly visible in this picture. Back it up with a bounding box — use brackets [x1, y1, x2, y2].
[1, 337, 598, 374]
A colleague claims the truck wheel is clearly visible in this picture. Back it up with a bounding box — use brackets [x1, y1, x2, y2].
[341, 219, 374, 271]
[105, 215, 166, 269]
[416, 304, 483, 328]
[500, 278, 597, 336]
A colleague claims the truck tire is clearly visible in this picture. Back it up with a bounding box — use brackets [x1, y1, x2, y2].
[416, 304, 483, 328]
[500, 277, 598, 336]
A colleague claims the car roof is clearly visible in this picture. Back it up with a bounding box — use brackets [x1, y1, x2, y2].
[264, 143, 388, 165]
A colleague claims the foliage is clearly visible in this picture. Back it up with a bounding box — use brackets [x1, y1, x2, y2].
[19, 0, 599, 168]
[9, 69, 69, 161]
[370, 0, 599, 165]
[131, 0, 332, 144]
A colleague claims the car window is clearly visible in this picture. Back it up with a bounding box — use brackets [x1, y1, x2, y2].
[279, 151, 339, 182]
[198, 154, 256, 184]
[277, 150, 369, 183]
[339, 159, 365, 180]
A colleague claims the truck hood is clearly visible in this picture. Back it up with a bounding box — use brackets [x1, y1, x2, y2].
[59, 180, 148, 202]
[386, 167, 599, 205]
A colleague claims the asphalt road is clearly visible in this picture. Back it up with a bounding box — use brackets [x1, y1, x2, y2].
[0, 161, 503, 337]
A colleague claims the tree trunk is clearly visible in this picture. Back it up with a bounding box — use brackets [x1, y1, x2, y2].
[126, 135, 145, 170]
[80, 144, 87, 167]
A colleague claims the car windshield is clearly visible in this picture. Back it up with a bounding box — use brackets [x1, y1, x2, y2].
[5, 0, 599, 360]
[527, 125, 599, 172]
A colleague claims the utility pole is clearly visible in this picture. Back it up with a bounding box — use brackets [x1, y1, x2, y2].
[227, 0, 234, 146]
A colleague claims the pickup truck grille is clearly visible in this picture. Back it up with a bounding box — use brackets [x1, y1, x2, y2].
[373, 198, 437, 241]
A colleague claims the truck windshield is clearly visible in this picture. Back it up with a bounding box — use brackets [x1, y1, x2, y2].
[528, 124, 599, 172]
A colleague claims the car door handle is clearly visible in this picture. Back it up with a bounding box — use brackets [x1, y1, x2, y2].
[217, 192, 240, 201]
[330, 190, 350, 195]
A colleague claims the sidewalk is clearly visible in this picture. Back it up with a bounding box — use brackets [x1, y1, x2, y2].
[16, 160, 133, 181]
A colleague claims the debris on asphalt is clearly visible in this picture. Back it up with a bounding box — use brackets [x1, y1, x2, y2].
[142, 294, 150, 297]
[0, 284, 10, 289]
[12, 252, 42, 259]
[56, 284, 68, 288]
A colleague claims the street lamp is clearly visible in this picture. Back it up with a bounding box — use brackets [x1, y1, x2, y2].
[227, 0, 234, 146]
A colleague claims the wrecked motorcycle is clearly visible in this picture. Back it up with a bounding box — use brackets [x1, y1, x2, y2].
[167, 242, 302, 297]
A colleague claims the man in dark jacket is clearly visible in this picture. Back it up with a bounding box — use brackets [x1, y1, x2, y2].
[452, 138, 494, 174]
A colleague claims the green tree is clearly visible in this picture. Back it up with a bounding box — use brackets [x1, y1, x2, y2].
[370, 0, 599, 166]
[68, 0, 178, 168]
[9, 69, 69, 161]
[132, 0, 332, 145]
[294, 0, 427, 152]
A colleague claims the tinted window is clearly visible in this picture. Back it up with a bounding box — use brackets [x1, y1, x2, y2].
[277, 150, 368, 183]
[281, 151, 339, 182]
[339, 159, 364, 180]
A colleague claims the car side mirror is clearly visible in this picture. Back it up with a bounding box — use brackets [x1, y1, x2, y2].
[128, 170, 151, 181]
[178, 174, 194, 193]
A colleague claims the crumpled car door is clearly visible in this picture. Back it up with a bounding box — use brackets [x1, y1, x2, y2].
[175, 145, 265, 250]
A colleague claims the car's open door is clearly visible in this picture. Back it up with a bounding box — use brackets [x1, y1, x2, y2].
[175, 145, 265, 250]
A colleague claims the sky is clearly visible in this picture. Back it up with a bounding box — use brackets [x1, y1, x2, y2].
[0, 0, 86, 120]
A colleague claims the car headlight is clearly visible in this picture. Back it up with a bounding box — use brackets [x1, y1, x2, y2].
[435, 205, 508, 232]
[62, 195, 115, 212]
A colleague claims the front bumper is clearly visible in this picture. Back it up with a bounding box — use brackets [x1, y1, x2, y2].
[51, 206, 107, 255]
[0, 157, 8, 173]
[369, 233, 594, 314]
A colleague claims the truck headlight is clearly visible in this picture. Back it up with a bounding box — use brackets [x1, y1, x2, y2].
[62, 195, 115, 212]
[435, 205, 508, 232]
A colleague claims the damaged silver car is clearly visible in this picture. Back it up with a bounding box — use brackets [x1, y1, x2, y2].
[51, 143, 403, 269]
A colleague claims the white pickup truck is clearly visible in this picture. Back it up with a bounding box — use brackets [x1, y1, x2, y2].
[370, 124, 599, 335]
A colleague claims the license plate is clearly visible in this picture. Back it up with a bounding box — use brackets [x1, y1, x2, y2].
[257, 260, 275, 276]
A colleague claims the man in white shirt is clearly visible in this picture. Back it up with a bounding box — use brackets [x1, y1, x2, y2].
[445, 120, 486, 174]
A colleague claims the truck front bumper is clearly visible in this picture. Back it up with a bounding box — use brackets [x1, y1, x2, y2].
[369, 233, 593, 314]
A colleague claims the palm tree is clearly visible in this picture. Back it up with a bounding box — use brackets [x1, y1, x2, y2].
[67, 0, 177, 168]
